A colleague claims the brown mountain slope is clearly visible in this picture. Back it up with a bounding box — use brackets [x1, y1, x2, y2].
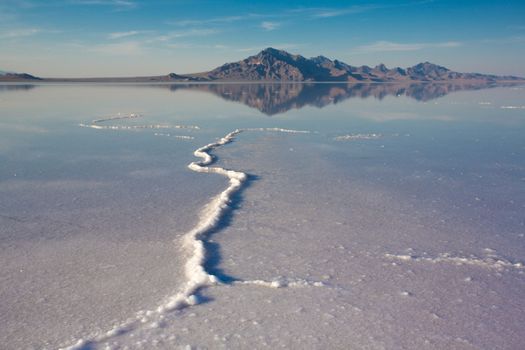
[193, 47, 524, 83]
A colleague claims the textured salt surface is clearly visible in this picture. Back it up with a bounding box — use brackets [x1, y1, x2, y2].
[2, 84, 525, 349]
[71, 128, 525, 349]
[0, 107, 222, 349]
[61, 126, 323, 349]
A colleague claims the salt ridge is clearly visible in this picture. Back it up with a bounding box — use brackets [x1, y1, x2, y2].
[385, 252, 524, 271]
[334, 133, 381, 141]
[79, 113, 200, 130]
[237, 278, 325, 288]
[154, 132, 195, 140]
[500, 105, 525, 109]
[62, 127, 320, 350]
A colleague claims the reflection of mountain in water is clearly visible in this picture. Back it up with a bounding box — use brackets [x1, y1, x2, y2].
[0, 84, 36, 92]
[1, 82, 521, 116]
[168, 82, 520, 116]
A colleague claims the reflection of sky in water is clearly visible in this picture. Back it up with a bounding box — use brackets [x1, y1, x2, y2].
[1, 83, 524, 246]
[0, 83, 524, 349]
[1, 83, 524, 251]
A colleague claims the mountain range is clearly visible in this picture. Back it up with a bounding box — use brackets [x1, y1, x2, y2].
[196, 48, 523, 83]
[1, 48, 524, 82]
[0, 71, 41, 81]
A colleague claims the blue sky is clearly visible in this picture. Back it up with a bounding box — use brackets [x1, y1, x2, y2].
[0, 0, 524, 77]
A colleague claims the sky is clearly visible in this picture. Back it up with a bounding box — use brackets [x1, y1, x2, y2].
[0, 0, 524, 77]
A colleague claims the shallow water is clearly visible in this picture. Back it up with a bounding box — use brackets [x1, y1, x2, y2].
[0, 83, 524, 349]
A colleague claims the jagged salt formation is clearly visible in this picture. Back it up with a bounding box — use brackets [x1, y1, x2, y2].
[385, 252, 524, 271]
[63, 126, 322, 350]
[334, 133, 381, 141]
[79, 113, 200, 130]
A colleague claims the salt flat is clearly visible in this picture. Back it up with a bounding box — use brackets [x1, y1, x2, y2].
[0, 83, 524, 349]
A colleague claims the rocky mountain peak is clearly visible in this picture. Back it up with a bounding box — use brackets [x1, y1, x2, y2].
[374, 63, 388, 73]
[311, 55, 333, 64]
[255, 47, 299, 62]
[411, 62, 449, 74]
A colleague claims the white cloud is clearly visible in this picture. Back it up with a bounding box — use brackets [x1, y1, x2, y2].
[312, 5, 379, 18]
[260, 21, 280, 31]
[165, 43, 198, 49]
[0, 28, 41, 39]
[289, 5, 382, 18]
[152, 29, 218, 42]
[108, 30, 141, 39]
[479, 36, 525, 44]
[173, 16, 244, 26]
[90, 41, 143, 55]
[69, 0, 137, 10]
[235, 43, 304, 53]
[293, 2, 435, 19]
[353, 41, 462, 53]
[165, 43, 229, 50]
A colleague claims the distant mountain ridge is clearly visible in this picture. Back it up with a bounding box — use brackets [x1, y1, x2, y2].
[1, 48, 524, 82]
[198, 48, 523, 82]
[0, 71, 41, 81]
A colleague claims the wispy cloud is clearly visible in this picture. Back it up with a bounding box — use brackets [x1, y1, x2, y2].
[152, 28, 219, 42]
[168, 12, 289, 28]
[171, 15, 244, 26]
[291, 1, 435, 19]
[260, 21, 280, 31]
[69, 0, 137, 10]
[0, 28, 41, 39]
[108, 30, 141, 39]
[478, 36, 525, 44]
[353, 40, 462, 53]
[90, 40, 143, 55]
[169, 5, 381, 30]
[0, 0, 41, 9]
[234, 43, 305, 53]
[310, 5, 381, 18]
[166, 43, 229, 50]
[92, 28, 221, 53]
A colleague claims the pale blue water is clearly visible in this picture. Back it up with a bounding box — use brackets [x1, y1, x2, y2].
[0, 83, 524, 349]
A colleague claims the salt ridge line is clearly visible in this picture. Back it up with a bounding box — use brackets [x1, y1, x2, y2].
[92, 113, 142, 124]
[159, 127, 313, 312]
[154, 132, 195, 140]
[385, 252, 525, 271]
[80, 124, 199, 130]
[243, 127, 311, 134]
[62, 130, 245, 350]
[62, 127, 318, 350]
[78, 112, 200, 130]
[237, 278, 325, 288]
[500, 105, 525, 109]
[334, 133, 382, 141]
[159, 128, 246, 313]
